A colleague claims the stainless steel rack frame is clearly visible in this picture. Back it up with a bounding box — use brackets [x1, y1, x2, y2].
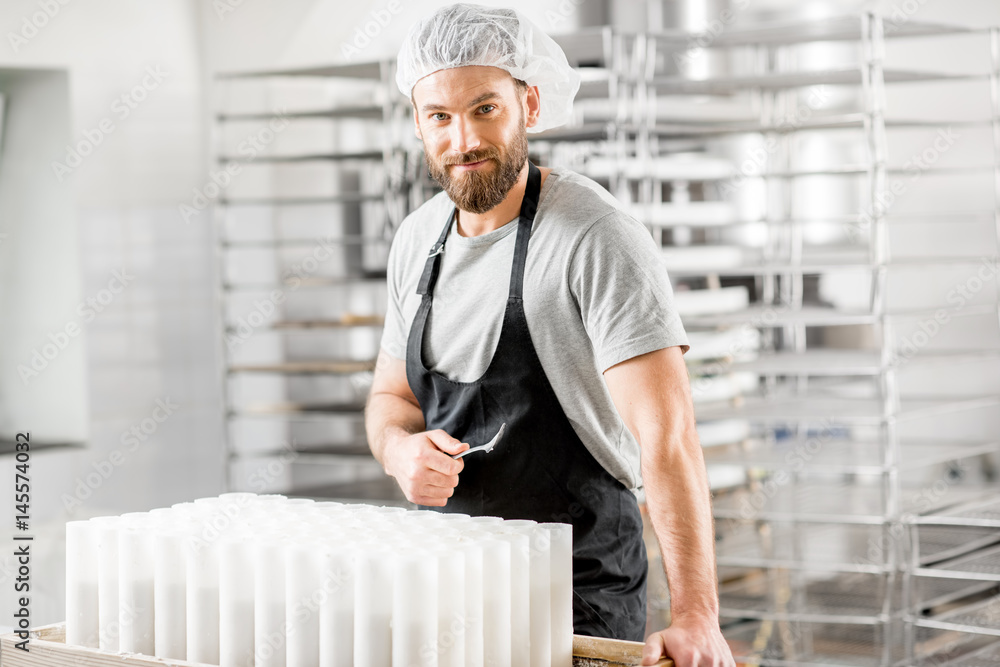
[533, 13, 1000, 667]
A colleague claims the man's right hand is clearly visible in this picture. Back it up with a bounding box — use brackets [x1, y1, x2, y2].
[383, 429, 470, 506]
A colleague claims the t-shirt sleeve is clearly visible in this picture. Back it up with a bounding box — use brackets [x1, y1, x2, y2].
[379, 223, 409, 361]
[570, 211, 690, 372]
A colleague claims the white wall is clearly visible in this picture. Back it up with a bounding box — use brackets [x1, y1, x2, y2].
[0, 0, 219, 625]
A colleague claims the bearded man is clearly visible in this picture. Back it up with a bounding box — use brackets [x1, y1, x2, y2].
[365, 5, 735, 666]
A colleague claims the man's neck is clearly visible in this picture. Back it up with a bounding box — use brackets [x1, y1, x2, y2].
[455, 163, 550, 238]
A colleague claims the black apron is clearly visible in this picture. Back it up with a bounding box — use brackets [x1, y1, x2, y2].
[405, 161, 648, 641]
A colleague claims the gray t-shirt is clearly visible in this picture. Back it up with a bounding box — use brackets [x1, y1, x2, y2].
[380, 167, 689, 490]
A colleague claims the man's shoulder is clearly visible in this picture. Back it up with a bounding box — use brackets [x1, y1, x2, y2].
[544, 167, 622, 213]
[540, 167, 644, 238]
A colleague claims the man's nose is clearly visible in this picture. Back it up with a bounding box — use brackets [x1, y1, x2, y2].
[449, 116, 481, 154]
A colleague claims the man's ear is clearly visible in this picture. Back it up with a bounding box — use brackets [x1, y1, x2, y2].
[412, 104, 422, 140]
[524, 85, 541, 129]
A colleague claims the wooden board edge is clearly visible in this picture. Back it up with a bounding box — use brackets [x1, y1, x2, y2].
[574, 634, 675, 666]
[1, 624, 672, 667]
[0, 623, 214, 667]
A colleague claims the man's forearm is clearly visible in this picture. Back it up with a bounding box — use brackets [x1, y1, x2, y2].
[643, 432, 720, 622]
[365, 391, 425, 469]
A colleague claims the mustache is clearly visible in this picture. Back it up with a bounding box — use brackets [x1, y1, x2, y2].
[443, 149, 500, 166]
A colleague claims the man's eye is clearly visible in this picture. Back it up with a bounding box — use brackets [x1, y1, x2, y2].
[431, 113, 448, 121]
[479, 105, 495, 114]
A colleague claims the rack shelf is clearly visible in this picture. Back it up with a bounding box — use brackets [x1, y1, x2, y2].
[533, 116, 994, 142]
[717, 573, 890, 624]
[712, 481, 995, 525]
[227, 360, 376, 375]
[227, 414, 365, 427]
[220, 194, 385, 206]
[695, 394, 1000, 424]
[913, 641, 1000, 667]
[626, 208, 996, 229]
[644, 116, 994, 139]
[703, 438, 1000, 473]
[916, 577, 998, 613]
[0, 439, 84, 456]
[913, 596, 1000, 638]
[647, 69, 983, 95]
[216, 61, 386, 80]
[223, 240, 389, 251]
[217, 106, 384, 121]
[916, 526, 1000, 566]
[216, 150, 384, 163]
[914, 497, 1000, 529]
[666, 255, 1000, 277]
[915, 544, 1000, 583]
[723, 618, 885, 667]
[222, 274, 388, 290]
[269, 316, 385, 329]
[680, 303, 998, 328]
[646, 15, 975, 48]
[229, 401, 368, 417]
[715, 523, 892, 573]
[699, 350, 1000, 376]
[227, 439, 374, 458]
[590, 159, 995, 181]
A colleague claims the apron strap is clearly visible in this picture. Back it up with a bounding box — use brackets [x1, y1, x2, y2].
[416, 208, 456, 296]
[509, 161, 541, 301]
[417, 160, 541, 299]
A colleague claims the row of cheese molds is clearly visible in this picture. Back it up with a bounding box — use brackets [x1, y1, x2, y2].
[65, 493, 574, 667]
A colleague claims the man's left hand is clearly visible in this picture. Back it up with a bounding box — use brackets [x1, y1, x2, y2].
[642, 616, 736, 667]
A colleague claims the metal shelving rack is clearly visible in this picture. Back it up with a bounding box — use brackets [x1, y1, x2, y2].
[908, 498, 1000, 665]
[904, 25, 1000, 667]
[212, 59, 415, 502]
[540, 12, 1000, 667]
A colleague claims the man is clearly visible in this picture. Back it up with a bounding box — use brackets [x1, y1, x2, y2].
[365, 5, 735, 666]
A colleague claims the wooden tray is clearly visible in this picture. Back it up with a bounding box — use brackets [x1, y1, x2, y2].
[0, 624, 672, 666]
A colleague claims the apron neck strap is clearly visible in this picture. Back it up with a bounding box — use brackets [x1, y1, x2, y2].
[416, 208, 454, 296]
[416, 161, 542, 298]
[509, 161, 541, 300]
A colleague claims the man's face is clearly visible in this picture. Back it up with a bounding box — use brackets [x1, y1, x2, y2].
[412, 66, 536, 214]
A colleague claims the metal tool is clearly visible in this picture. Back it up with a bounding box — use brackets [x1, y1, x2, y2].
[452, 422, 507, 459]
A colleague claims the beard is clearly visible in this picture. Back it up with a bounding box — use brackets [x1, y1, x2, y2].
[424, 122, 529, 215]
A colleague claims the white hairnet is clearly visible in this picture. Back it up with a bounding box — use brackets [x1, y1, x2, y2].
[396, 3, 581, 133]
